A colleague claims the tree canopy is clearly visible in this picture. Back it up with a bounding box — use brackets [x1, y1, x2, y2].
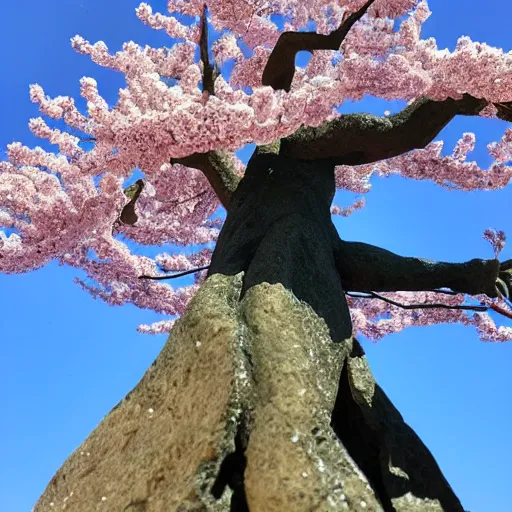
[1, 0, 511, 340]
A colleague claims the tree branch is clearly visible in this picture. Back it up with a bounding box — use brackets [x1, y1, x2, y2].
[494, 101, 512, 122]
[333, 236, 501, 297]
[280, 94, 488, 165]
[261, 0, 510, 164]
[139, 263, 512, 320]
[139, 265, 210, 280]
[346, 291, 489, 312]
[139, 235, 502, 298]
[169, 5, 241, 210]
[170, 151, 240, 210]
[198, 4, 220, 98]
[262, 0, 377, 92]
[489, 301, 512, 320]
[119, 179, 144, 225]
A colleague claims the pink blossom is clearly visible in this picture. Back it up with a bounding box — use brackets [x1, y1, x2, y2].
[212, 33, 243, 63]
[136, 3, 197, 40]
[483, 228, 507, 258]
[137, 319, 176, 335]
[331, 198, 366, 216]
[1, 0, 511, 342]
[335, 137, 512, 194]
[488, 128, 512, 164]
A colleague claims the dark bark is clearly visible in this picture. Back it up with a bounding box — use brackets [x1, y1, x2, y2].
[170, 151, 240, 210]
[280, 95, 488, 165]
[207, 151, 485, 509]
[208, 151, 499, 343]
[181, 13, 504, 509]
[208, 151, 353, 342]
[120, 179, 144, 225]
[198, 5, 217, 97]
[332, 352, 465, 512]
[262, 0, 377, 92]
[334, 239, 499, 297]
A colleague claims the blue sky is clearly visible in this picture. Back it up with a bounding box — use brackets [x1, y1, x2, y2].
[1, 1, 511, 511]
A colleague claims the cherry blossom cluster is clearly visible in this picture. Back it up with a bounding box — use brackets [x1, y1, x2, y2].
[348, 292, 512, 343]
[335, 135, 512, 195]
[331, 198, 366, 216]
[1, 0, 511, 340]
[483, 228, 507, 258]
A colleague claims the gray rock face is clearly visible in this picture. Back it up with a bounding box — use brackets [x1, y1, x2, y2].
[34, 275, 463, 511]
[36, 273, 246, 512]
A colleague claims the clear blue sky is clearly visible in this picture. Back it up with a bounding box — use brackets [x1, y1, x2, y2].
[1, 1, 511, 511]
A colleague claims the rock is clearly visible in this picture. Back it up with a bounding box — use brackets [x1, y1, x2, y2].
[34, 274, 462, 511]
[35, 273, 245, 512]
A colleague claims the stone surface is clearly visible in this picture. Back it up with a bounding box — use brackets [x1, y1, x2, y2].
[241, 283, 381, 511]
[35, 273, 247, 512]
[34, 273, 463, 511]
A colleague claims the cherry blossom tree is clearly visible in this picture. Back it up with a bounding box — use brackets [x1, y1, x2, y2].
[4, 1, 512, 508]
[1, 0, 511, 344]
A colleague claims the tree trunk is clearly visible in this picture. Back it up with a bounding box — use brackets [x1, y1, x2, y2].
[35, 154, 465, 511]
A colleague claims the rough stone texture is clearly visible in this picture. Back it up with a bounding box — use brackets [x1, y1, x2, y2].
[35, 274, 247, 512]
[241, 284, 381, 511]
[35, 274, 385, 511]
[34, 273, 463, 511]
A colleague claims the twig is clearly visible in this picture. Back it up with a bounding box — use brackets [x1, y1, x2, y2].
[169, 189, 209, 206]
[429, 288, 461, 296]
[345, 291, 488, 312]
[154, 190, 211, 215]
[489, 302, 512, 320]
[138, 266, 512, 320]
[139, 265, 210, 280]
